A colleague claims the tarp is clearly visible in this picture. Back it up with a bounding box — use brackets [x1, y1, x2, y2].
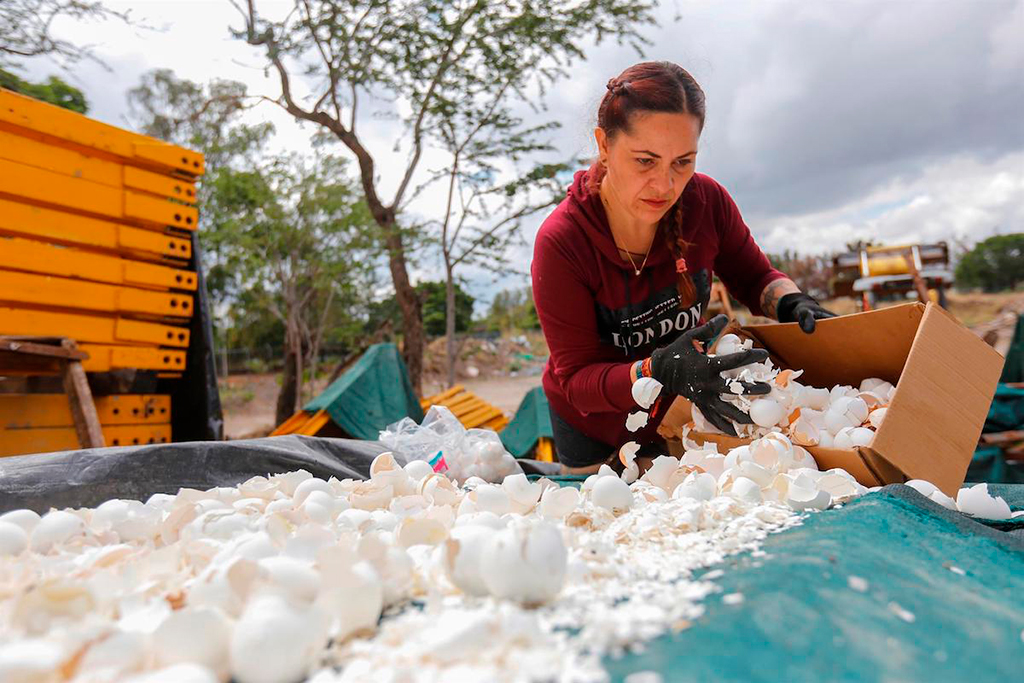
[1000, 313, 1023, 383]
[605, 484, 1024, 682]
[0, 435, 389, 514]
[499, 386, 552, 458]
[0, 436, 558, 514]
[304, 343, 424, 439]
[966, 383, 1024, 484]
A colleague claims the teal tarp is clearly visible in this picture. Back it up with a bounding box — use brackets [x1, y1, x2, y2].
[499, 386, 552, 458]
[605, 485, 1024, 682]
[303, 343, 423, 440]
[967, 383, 1024, 484]
[1000, 314, 1023, 383]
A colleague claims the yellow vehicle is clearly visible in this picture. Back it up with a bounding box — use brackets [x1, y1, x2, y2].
[0, 88, 221, 456]
[831, 243, 953, 311]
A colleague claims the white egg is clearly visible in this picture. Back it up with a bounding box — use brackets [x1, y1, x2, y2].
[591, 476, 634, 513]
[30, 510, 85, 553]
[537, 487, 581, 519]
[258, 556, 321, 604]
[479, 521, 567, 605]
[124, 663, 220, 683]
[443, 525, 493, 597]
[0, 521, 28, 557]
[229, 595, 328, 683]
[472, 485, 511, 516]
[152, 607, 231, 677]
[292, 478, 334, 507]
[404, 459, 435, 482]
[0, 508, 41, 534]
[748, 398, 785, 428]
[315, 559, 383, 641]
[729, 477, 763, 504]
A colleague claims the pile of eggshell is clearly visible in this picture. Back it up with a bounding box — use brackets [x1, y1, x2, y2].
[693, 333, 894, 449]
[0, 439, 1017, 683]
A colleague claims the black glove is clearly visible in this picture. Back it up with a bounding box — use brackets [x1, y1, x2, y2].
[776, 292, 837, 334]
[649, 314, 771, 436]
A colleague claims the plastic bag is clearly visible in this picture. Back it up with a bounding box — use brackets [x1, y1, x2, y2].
[379, 405, 522, 483]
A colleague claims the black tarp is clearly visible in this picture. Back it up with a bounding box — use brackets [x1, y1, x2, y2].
[0, 436, 560, 513]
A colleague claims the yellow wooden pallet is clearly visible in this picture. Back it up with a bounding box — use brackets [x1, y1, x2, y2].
[0, 157, 199, 231]
[0, 89, 205, 177]
[0, 270, 194, 319]
[0, 129, 197, 205]
[421, 385, 509, 432]
[0, 237, 196, 292]
[0, 394, 170, 429]
[270, 409, 333, 437]
[78, 344, 187, 373]
[0, 307, 189, 348]
[0, 197, 192, 262]
[0, 423, 171, 457]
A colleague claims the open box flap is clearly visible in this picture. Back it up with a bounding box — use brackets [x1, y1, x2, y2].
[870, 304, 1004, 495]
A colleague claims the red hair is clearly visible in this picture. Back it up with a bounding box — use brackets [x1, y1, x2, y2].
[587, 61, 706, 308]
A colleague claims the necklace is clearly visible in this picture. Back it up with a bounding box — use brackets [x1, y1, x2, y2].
[601, 181, 653, 276]
[618, 242, 652, 276]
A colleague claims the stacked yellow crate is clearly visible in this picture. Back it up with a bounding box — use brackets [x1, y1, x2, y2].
[0, 88, 205, 455]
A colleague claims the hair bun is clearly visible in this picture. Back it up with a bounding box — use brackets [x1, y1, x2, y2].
[606, 78, 629, 96]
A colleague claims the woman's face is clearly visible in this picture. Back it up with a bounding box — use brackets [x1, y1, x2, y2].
[595, 111, 701, 224]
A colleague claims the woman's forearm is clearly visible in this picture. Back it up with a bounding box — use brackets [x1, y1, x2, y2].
[759, 278, 801, 320]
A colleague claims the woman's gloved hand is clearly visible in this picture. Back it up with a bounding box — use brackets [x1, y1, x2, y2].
[776, 292, 836, 334]
[649, 314, 771, 436]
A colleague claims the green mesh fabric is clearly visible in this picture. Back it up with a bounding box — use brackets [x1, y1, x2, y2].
[604, 485, 1024, 682]
[303, 343, 423, 440]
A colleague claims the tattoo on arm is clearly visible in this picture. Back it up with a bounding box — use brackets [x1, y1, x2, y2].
[760, 279, 800, 319]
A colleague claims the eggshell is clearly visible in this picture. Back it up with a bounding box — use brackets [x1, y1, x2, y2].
[502, 474, 542, 513]
[30, 510, 86, 553]
[625, 411, 649, 432]
[0, 509, 41, 534]
[229, 595, 327, 683]
[125, 664, 220, 683]
[956, 483, 1012, 520]
[292, 478, 334, 507]
[396, 517, 448, 547]
[748, 399, 785, 428]
[631, 377, 663, 409]
[479, 521, 567, 605]
[591, 476, 633, 513]
[404, 459, 435, 482]
[0, 521, 28, 557]
[315, 559, 383, 641]
[152, 607, 231, 677]
[538, 487, 581, 519]
[640, 455, 679, 490]
[729, 477, 763, 504]
[443, 525, 493, 597]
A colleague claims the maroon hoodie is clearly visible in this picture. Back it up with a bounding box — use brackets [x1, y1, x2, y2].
[531, 169, 786, 450]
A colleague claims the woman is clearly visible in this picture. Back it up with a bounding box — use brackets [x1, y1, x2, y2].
[531, 61, 835, 473]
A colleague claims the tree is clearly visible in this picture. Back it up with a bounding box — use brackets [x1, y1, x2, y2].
[955, 233, 1024, 292]
[0, 0, 129, 70]
[229, 153, 380, 423]
[767, 250, 834, 301]
[367, 280, 474, 337]
[0, 69, 88, 112]
[127, 70, 274, 324]
[230, 0, 659, 394]
[484, 287, 540, 333]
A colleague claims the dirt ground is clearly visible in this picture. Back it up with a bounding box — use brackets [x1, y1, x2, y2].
[221, 291, 1024, 440]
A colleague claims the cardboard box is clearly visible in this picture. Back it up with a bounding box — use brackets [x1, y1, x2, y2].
[683, 303, 1004, 496]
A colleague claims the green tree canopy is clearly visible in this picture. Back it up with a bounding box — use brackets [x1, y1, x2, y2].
[955, 233, 1024, 292]
[0, 69, 88, 112]
[368, 281, 475, 337]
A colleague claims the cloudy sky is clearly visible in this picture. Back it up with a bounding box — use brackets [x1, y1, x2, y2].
[16, 0, 1024, 307]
